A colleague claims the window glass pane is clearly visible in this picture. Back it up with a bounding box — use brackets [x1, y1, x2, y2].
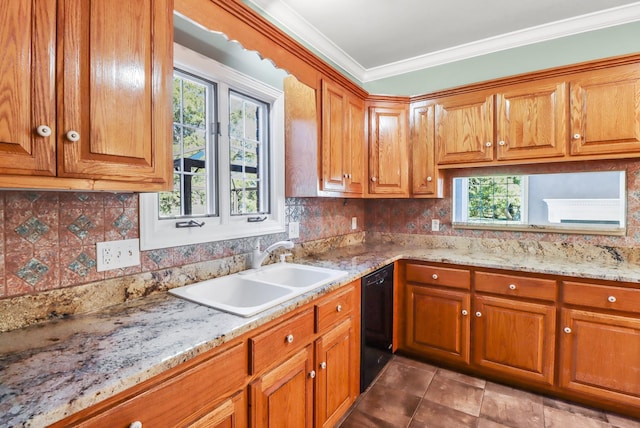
[229, 91, 269, 216]
[182, 80, 206, 127]
[159, 174, 182, 217]
[467, 176, 523, 222]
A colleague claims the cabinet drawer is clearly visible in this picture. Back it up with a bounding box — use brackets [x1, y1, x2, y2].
[563, 281, 640, 314]
[405, 263, 470, 289]
[316, 285, 356, 333]
[475, 272, 557, 301]
[76, 341, 246, 427]
[250, 309, 315, 374]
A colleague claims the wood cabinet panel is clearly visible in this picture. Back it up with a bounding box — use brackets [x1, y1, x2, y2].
[405, 263, 471, 290]
[496, 80, 567, 160]
[570, 64, 640, 156]
[436, 92, 494, 164]
[345, 96, 365, 194]
[475, 271, 557, 301]
[403, 284, 471, 364]
[563, 281, 640, 314]
[0, 0, 57, 176]
[183, 390, 246, 428]
[560, 308, 640, 407]
[368, 105, 409, 196]
[322, 80, 347, 192]
[250, 345, 314, 428]
[315, 283, 356, 333]
[473, 295, 555, 385]
[250, 309, 315, 374]
[410, 102, 442, 197]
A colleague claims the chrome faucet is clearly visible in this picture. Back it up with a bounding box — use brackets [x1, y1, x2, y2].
[251, 239, 294, 269]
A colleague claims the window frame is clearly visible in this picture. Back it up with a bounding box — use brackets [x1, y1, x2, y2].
[140, 43, 285, 251]
[456, 175, 529, 224]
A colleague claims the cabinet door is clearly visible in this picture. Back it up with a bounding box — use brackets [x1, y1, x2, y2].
[496, 80, 567, 161]
[183, 390, 247, 428]
[58, 0, 172, 185]
[570, 64, 640, 156]
[321, 80, 346, 192]
[316, 318, 358, 428]
[473, 295, 555, 385]
[0, 0, 56, 176]
[560, 308, 640, 407]
[411, 102, 441, 197]
[368, 105, 409, 196]
[250, 345, 314, 428]
[345, 96, 365, 194]
[435, 92, 494, 165]
[403, 284, 470, 364]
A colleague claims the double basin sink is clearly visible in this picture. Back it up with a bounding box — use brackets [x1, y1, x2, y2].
[169, 263, 349, 317]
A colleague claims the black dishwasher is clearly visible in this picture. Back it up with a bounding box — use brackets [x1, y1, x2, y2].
[360, 264, 394, 392]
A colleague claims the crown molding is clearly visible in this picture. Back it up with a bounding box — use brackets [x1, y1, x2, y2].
[246, 1, 640, 83]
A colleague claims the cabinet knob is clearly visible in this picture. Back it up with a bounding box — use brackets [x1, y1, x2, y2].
[475, 311, 482, 317]
[309, 370, 316, 379]
[66, 130, 80, 142]
[608, 295, 617, 303]
[498, 140, 506, 146]
[320, 361, 327, 370]
[426, 176, 433, 182]
[336, 304, 342, 312]
[285, 334, 294, 343]
[129, 422, 143, 428]
[371, 176, 377, 182]
[564, 327, 572, 334]
[509, 284, 517, 290]
[431, 273, 438, 280]
[485, 142, 492, 147]
[36, 125, 52, 137]
[573, 133, 581, 140]
[348, 174, 352, 179]
[461, 309, 468, 316]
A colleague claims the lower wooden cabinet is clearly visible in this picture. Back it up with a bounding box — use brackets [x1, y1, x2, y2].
[473, 295, 556, 385]
[250, 345, 315, 428]
[186, 390, 247, 428]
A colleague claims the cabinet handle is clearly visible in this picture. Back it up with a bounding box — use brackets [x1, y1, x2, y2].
[336, 304, 342, 312]
[564, 327, 572, 334]
[348, 174, 352, 179]
[371, 176, 377, 182]
[573, 133, 581, 140]
[475, 311, 482, 317]
[461, 310, 468, 316]
[36, 125, 52, 137]
[320, 361, 327, 369]
[129, 422, 143, 428]
[431, 273, 438, 280]
[608, 296, 617, 303]
[485, 142, 492, 147]
[509, 284, 517, 290]
[309, 370, 316, 379]
[426, 176, 433, 182]
[66, 130, 80, 142]
[498, 140, 506, 146]
[285, 334, 294, 343]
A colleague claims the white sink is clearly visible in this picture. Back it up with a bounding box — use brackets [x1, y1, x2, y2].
[169, 263, 348, 317]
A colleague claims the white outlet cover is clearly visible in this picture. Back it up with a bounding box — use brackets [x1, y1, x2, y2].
[431, 219, 440, 232]
[96, 239, 141, 272]
[351, 217, 357, 230]
[288, 221, 300, 239]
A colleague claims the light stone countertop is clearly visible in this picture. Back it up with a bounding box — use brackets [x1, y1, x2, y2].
[2, 239, 639, 427]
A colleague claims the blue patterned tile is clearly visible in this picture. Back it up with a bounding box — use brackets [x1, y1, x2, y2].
[112, 214, 134, 236]
[15, 217, 49, 243]
[68, 253, 97, 277]
[16, 258, 49, 286]
[68, 215, 96, 239]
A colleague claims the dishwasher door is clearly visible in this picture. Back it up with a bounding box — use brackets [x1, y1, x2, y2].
[361, 264, 394, 392]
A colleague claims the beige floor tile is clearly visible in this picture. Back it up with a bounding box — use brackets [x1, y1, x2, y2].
[377, 360, 436, 397]
[393, 355, 439, 372]
[352, 382, 421, 427]
[409, 400, 478, 428]
[424, 374, 484, 416]
[544, 406, 613, 428]
[437, 367, 487, 389]
[543, 397, 608, 422]
[607, 413, 640, 428]
[477, 418, 512, 428]
[339, 408, 403, 428]
[480, 385, 544, 428]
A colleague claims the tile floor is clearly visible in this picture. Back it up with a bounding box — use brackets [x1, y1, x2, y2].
[338, 356, 640, 428]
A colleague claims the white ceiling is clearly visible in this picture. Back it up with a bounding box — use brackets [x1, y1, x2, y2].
[246, 0, 640, 82]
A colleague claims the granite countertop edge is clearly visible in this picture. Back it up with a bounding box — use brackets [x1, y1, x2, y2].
[2, 243, 639, 427]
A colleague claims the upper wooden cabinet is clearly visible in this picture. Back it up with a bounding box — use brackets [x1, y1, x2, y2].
[367, 103, 409, 197]
[410, 102, 443, 198]
[321, 80, 364, 194]
[569, 64, 640, 157]
[0, 0, 173, 191]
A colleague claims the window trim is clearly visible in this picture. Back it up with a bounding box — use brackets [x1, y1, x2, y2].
[139, 43, 285, 250]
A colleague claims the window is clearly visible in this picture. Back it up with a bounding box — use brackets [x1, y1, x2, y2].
[458, 176, 527, 224]
[140, 44, 285, 250]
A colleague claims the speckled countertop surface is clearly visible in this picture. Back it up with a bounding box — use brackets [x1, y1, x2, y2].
[2, 239, 639, 427]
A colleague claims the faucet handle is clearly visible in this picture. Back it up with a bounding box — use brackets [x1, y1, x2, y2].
[280, 253, 293, 263]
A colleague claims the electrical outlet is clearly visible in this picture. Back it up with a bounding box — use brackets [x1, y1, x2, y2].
[351, 217, 358, 230]
[431, 219, 440, 232]
[96, 239, 141, 272]
[288, 221, 300, 239]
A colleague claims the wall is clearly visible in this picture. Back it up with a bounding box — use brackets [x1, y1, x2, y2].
[366, 158, 640, 248]
[0, 195, 364, 300]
